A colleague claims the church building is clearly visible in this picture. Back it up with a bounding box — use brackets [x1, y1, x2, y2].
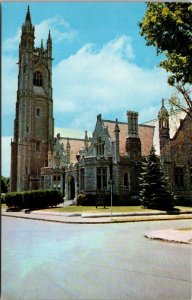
[10, 7, 192, 204]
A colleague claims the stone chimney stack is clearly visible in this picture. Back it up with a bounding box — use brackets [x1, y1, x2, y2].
[127, 111, 139, 138]
[126, 111, 141, 161]
[114, 119, 120, 162]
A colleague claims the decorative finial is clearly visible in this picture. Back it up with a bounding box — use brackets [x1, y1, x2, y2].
[114, 118, 120, 133]
[25, 5, 31, 23]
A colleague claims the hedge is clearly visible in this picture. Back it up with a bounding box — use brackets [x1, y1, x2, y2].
[5, 189, 63, 210]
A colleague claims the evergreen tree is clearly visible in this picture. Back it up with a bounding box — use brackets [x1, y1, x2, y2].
[139, 147, 175, 210]
[1, 176, 10, 193]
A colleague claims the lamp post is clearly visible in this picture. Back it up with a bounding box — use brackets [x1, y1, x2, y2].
[108, 155, 113, 221]
[62, 167, 65, 206]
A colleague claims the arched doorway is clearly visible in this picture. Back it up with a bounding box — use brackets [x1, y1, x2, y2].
[68, 175, 75, 200]
[70, 176, 75, 199]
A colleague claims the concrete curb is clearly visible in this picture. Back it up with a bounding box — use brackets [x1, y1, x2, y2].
[2, 210, 192, 225]
[145, 229, 192, 245]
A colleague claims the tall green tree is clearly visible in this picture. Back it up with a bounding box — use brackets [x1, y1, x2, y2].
[1, 176, 10, 193]
[139, 3, 192, 117]
[139, 147, 175, 210]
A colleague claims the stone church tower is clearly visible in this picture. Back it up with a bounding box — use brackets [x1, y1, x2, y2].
[10, 6, 54, 191]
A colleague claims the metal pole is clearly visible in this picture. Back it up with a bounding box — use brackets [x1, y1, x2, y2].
[110, 181, 113, 221]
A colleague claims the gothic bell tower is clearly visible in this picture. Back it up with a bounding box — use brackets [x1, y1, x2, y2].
[10, 6, 54, 191]
[158, 99, 170, 151]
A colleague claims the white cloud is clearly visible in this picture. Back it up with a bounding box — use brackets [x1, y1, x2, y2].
[2, 55, 17, 115]
[35, 16, 77, 46]
[2, 136, 12, 177]
[2, 16, 77, 53]
[53, 35, 175, 128]
[2, 15, 77, 117]
[2, 34, 176, 178]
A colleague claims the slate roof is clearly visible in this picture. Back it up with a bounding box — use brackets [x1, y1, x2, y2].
[59, 138, 85, 163]
[55, 128, 92, 163]
[103, 120, 155, 157]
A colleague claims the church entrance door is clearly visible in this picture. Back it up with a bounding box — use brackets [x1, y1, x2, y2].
[69, 176, 75, 200]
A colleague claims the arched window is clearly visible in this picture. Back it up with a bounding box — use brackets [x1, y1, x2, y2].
[124, 173, 130, 190]
[33, 71, 43, 86]
[96, 138, 104, 156]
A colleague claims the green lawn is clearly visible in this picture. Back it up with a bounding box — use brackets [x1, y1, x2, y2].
[1, 202, 191, 214]
[41, 205, 192, 214]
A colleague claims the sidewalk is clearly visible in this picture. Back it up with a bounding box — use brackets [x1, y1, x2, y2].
[2, 209, 192, 244]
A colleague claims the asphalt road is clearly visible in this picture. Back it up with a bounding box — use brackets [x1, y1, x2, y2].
[2, 217, 191, 300]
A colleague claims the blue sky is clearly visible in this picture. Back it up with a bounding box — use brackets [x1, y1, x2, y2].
[2, 2, 175, 177]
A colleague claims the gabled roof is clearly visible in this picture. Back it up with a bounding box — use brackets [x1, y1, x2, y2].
[103, 120, 154, 157]
[60, 138, 85, 163]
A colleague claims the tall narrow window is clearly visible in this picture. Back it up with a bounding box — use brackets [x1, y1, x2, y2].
[123, 173, 130, 190]
[33, 71, 43, 86]
[80, 168, 85, 190]
[97, 167, 107, 190]
[36, 141, 40, 152]
[174, 167, 184, 188]
[36, 108, 41, 117]
[96, 138, 104, 156]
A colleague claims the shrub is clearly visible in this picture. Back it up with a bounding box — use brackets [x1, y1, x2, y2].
[1, 193, 6, 204]
[5, 192, 24, 209]
[5, 189, 63, 210]
[77, 193, 87, 206]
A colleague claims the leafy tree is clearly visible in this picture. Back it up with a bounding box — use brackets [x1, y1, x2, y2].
[139, 147, 175, 210]
[1, 176, 10, 193]
[139, 3, 192, 117]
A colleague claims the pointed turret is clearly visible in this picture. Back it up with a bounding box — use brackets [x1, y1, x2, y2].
[47, 30, 52, 58]
[20, 6, 34, 52]
[66, 139, 71, 164]
[25, 5, 32, 24]
[22, 5, 34, 33]
[47, 30, 52, 43]
[158, 99, 169, 129]
[158, 99, 170, 150]
[84, 131, 89, 150]
[114, 118, 120, 133]
[41, 39, 44, 49]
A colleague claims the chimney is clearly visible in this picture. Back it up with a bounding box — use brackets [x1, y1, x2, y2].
[126, 111, 141, 160]
[127, 111, 139, 138]
[114, 119, 120, 162]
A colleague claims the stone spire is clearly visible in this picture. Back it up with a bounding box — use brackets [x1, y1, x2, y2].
[158, 98, 169, 128]
[47, 30, 52, 59]
[47, 30, 52, 43]
[41, 39, 44, 49]
[66, 139, 71, 164]
[25, 5, 32, 24]
[84, 131, 89, 150]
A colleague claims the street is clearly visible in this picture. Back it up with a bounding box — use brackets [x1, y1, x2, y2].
[2, 217, 191, 300]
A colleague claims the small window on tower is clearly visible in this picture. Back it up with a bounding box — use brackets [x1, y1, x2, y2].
[33, 71, 43, 86]
[36, 108, 41, 117]
[36, 141, 40, 152]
